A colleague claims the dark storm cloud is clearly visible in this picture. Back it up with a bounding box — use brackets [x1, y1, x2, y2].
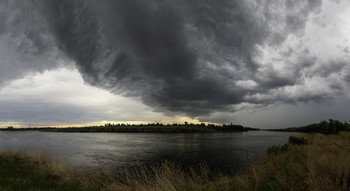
[284, 0, 322, 33]
[256, 54, 316, 90]
[35, 0, 265, 116]
[0, 0, 63, 86]
[1, 0, 342, 117]
[312, 60, 347, 77]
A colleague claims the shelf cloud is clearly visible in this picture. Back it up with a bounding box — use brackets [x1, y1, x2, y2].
[0, 0, 349, 122]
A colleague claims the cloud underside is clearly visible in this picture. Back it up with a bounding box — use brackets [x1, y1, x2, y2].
[0, 0, 349, 118]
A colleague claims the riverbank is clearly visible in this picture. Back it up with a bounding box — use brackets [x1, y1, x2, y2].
[1, 132, 349, 190]
[270, 119, 350, 134]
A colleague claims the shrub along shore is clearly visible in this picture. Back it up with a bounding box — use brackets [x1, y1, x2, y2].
[1, 132, 350, 190]
[270, 119, 350, 134]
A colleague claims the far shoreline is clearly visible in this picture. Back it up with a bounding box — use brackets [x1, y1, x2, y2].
[0, 123, 260, 133]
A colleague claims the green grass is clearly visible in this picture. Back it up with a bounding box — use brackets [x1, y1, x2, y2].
[2, 132, 350, 190]
[0, 150, 94, 191]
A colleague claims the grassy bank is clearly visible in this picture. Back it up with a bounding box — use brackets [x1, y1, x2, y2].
[1, 133, 350, 190]
[0, 149, 93, 190]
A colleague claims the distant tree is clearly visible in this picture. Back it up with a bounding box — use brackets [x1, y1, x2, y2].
[320, 120, 329, 134]
[334, 120, 343, 133]
[328, 119, 337, 134]
[7, 126, 14, 130]
[345, 121, 350, 131]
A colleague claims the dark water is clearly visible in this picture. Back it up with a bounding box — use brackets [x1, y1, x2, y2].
[0, 131, 301, 172]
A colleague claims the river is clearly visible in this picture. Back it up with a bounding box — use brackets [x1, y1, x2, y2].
[0, 131, 301, 173]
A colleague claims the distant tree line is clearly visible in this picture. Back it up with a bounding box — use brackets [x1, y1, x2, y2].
[1, 122, 259, 133]
[102, 122, 258, 132]
[36, 122, 259, 133]
[275, 119, 350, 135]
[0, 127, 55, 131]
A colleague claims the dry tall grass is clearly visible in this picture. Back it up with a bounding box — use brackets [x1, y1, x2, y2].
[1, 133, 350, 190]
[0, 149, 74, 178]
[229, 133, 350, 191]
[106, 133, 350, 191]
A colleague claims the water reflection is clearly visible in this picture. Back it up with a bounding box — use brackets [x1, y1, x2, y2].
[0, 131, 301, 172]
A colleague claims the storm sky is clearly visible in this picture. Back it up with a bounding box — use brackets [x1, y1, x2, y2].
[0, 0, 349, 128]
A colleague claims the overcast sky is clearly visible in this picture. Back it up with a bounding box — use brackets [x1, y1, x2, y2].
[0, 0, 349, 129]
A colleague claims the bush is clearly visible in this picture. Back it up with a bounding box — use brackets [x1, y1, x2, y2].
[288, 135, 309, 145]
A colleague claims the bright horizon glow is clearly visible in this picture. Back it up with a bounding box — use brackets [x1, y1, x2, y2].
[0, 68, 212, 128]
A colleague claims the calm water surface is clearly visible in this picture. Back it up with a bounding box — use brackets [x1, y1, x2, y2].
[0, 131, 301, 172]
